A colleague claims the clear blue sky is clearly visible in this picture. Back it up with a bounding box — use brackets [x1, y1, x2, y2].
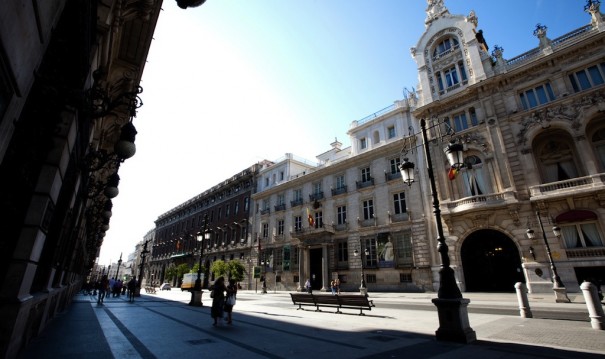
[99, 0, 591, 265]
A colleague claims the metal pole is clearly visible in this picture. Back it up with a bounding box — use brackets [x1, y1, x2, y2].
[420, 119, 475, 343]
[535, 211, 564, 287]
[359, 238, 367, 291]
[421, 119, 461, 300]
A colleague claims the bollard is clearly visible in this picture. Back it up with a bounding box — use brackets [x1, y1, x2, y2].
[514, 282, 532, 318]
[580, 281, 605, 330]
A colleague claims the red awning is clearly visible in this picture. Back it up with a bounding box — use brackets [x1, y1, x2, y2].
[555, 210, 597, 223]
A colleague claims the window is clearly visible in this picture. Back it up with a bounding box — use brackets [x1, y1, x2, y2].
[278, 219, 284, 235]
[519, 83, 556, 110]
[453, 112, 469, 131]
[400, 273, 412, 282]
[283, 245, 291, 271]
[336, 175, 346, 189]
[444, 65, 459, 88]
[294, 189, 302, 201]
[536, 136, 579, 183]
[314, 211, 323, 228]
[361, 167, 372, 182]
[337, 241, 348, 262]
[337, 206, 347, 225]
[262, 223, 269, 238]
[280, 171, 285, 181]
[432, 37, 459, 59]
[363, 199, 374, 220]
[313, 182, 322, 195]
[389, 158, 401, 174]
[393, 192, 406, 215]
[362, 237, 378, 268]
[360, 138, 367, 150]
[393, 231, 413, 265]
[294, 216, 302, 232]
[274, 249, 283, 271]
[265, 177, 269, 187]
[234, 200, 239, 215]
[244, 197, 249, 211]
[569, 62, 605, 92]
[225, 204, 230, 217]
[591, 127, 605, 171]
[461, 155, 489, 197]
[560, 223, 604, 248]
[217, 207, 222, 219]
[387, 126, 396, 139]
[277, 194, 285, 206]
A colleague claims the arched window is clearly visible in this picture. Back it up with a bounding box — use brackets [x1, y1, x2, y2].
[460, 155, 489, 197]
[432, 37, 460, 60]
[534, 133, 579, 183]
[556, 210, 604, 248]
[591, 127, 605, 171]
[373, 130, 380, 145]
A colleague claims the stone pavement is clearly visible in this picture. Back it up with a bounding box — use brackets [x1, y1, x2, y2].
[18, 289, 605, 359]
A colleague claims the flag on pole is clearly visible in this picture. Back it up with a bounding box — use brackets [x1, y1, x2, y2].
[448, 166, 458, 180]
[307, 208, 315, 227]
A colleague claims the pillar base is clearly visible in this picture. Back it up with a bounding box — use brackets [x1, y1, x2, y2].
[432, 298, 476, 343]
[360, 287, 368, 296]
[554, 287, 571, 303]
[189, 290, 204, 306]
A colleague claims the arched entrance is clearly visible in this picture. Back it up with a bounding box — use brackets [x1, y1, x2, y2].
[461, 230, 524, 292]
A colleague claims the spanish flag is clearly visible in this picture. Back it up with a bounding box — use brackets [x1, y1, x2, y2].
[307, 208, 315, 227]
[448, 166, 458, 180]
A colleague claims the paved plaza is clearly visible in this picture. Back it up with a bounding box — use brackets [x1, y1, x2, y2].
[19, 289, 605, 358]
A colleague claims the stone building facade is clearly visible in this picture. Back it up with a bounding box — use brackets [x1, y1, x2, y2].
[0, 1, 162, 357]
[250, 0, 605, 295]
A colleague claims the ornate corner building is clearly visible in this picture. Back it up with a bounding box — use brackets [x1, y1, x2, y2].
[248, 1, 605, 295]
[0, 1, 162, 357]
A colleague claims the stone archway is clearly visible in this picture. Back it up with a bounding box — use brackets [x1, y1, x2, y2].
[461, 229, 524, 292]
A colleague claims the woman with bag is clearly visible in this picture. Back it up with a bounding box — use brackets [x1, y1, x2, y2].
[224, 278, 237, 324]
[211, 277, 226, 326]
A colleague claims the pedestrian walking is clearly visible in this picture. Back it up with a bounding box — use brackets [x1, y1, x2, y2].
[127, 277, 137, 302]
[330, 280, 336, 295]
[211, 277, 226, 326]
[305, 279, 312, 293]
[335, 278, 341, 294]
[224, 279, 237, 324]
[97, 275, 108, 305]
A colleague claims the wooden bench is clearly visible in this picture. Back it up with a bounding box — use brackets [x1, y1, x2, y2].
[290, 293, 316, 310]
[290, 293, 376, 315]
[335, 294, 375, 315]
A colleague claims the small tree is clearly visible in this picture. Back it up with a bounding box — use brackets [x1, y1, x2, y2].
[210, 260, 246, 282]
[176, 263, 191, 284]
[165, 266, 178, 282]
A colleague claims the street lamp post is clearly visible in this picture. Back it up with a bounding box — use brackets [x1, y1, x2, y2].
[400, 118, 476, 343]
[136, 240, 149, 296]
[190, 214, 209, 306]
[526, 212, 571, 303]
[115, 253, 123, 281]
[353, 240, 369, 296]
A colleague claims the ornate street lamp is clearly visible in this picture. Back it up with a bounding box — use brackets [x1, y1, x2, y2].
[399, 118, 476, 343]
[526, 213, 571, 303]
[353, 242, 369, 296]
[115, 253, 122, 280]
[190, 214, 210, 306]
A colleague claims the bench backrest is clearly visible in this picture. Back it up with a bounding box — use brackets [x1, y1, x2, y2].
[313, 295, 340, 304]
[337, 295, 371, 306]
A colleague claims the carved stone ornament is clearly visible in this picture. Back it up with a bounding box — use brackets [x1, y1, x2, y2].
[516, 91, 603, 146]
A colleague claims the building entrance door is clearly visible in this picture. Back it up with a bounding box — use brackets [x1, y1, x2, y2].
[461, 230, 524, 292]
[309, 248, 323, 290]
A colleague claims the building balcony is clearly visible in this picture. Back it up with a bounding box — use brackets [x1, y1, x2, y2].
[529, 174, 605, 201]
[385, 171, 401, 182]
[290, 224, 335, 239]
[290, 198, 303, 207]
[274, 203, 286, 212]
[565, 247, 605, 259]
[260, 208, 270, 215]
[309, 192, 324, 201]
[331, 186, 347, 196]
[356, 178, 374, 189]
[444, 191, 518, 213]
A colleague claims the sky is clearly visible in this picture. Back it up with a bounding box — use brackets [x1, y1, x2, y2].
[98, 0, 592, 265]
